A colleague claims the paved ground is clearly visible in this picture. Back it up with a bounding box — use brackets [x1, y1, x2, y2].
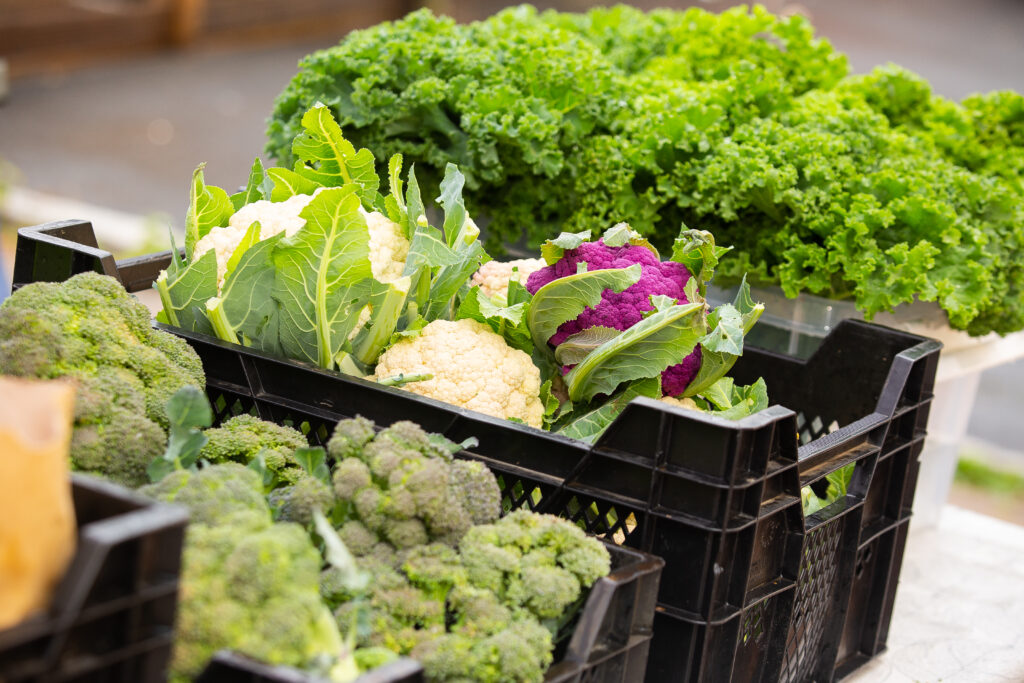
[1, 0, 1022, 459]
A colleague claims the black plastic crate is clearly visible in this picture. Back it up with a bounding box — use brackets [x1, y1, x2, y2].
[0, 475, 189, 683]
[196, 651, 425, 683]
[13, 220, 942, 682]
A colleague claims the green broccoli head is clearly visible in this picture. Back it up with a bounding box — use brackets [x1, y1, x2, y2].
[0, 273, 206, 485]
[200, 414, 309, 481]
[459, 510, 611, 623]
[326, 415, 376, 461]
[170, 510, 342, 682]
[71, 372, 166, 487]
[327, 417, 501, 555]
[268, 476, 335, 526]
[412, 611, 553, 683]
[140, 463, 270, 526]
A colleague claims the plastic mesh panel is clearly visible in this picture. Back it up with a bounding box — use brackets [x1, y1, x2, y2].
[563, 495, 643, 546]
[796, 412, 842, 445]
[741, 600, 767, 646]
[494, 474, 558, 514]
[208, 390, 257, 426]
[780, 517, 845, 682]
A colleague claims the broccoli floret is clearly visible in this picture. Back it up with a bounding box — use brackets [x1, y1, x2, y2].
[326, 415, 376, 460]
[170, 510, 343, 682]
[352, 647, 398, 672]
[0, 273, 205, 486]
[140, 463, 270, 525]
[412, 606, 553, 683]
[401, 543, 467, 603]
[269, 476, 335, 526]
[326, 417, 501, 555]
[459, 510, 611, 624]
[200, 414, 309, 481]
[71, 372, 167, 487]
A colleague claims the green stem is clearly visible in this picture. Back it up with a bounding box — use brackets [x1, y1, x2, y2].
[205, 297, 239, 344]
[353, 278, 410, 367]
[377, 372, 433, 387]
[155, 272, 180, 327]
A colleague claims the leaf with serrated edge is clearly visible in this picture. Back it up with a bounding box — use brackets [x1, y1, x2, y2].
[230, 157, 272, 210]
[528, 265, 642, 348]
[558, 377, 661, 443]
[292, 103, 379, 204]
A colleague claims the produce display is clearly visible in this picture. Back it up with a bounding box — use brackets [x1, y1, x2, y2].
[140, 392, 614, 683]
[267, 5, 1024, 336]
[155, 102, 769, 441]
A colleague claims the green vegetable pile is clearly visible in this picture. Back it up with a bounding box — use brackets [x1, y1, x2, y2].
[267, 5, 1024, 336]
[142, 403, 615, 683]
[159, 102, 770, 443]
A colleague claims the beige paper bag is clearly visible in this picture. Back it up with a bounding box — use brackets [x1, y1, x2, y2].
[0, 377, 77, 630]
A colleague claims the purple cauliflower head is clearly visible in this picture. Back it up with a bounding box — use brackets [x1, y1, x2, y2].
[526, 240, 702, 396]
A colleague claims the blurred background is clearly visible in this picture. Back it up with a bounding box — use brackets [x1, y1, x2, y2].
[1, 0, 1023, 521]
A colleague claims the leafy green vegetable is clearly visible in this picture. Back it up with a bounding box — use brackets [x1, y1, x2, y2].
[292, 103, 380, 205]
[565, 300, 704, 403]
[267, 5, 1024, 336]
[184, 164, 233, 259]
[527, 266, 642, 351]
[155, 245, 218, 333]
[557, 377, 661, 443]
[147, 386, 214, 482]
[274, 187, 374, 369]
[802, 462, 855, 516]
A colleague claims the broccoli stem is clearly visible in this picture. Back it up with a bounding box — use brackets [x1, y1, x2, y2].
[205, 297, 239, 344]
[154, 271, 181, 327]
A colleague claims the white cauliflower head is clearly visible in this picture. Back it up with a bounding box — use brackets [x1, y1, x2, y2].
[193, 189, 409, 288]
[373, 318, 544, 428]
[470, 258, 546, 302]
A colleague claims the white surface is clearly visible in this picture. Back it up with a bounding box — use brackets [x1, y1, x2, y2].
[846, 506, 1024, 683]
[1, 185, 164, 253]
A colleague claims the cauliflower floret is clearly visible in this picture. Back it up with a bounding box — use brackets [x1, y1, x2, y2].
[471, 258, 546, 302]
[362, 207, 409, 283]
[194, 189, 409, 288]
[660, 395, 702, 411]
[373, 319, 544, 428]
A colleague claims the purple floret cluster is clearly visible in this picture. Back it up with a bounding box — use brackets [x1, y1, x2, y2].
[526, 240, 702, 396]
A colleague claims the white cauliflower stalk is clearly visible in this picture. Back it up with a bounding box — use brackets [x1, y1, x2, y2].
[373, 319, 544, 428]
[194, 190, 409, 288]
[470, 258, 546, 302]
